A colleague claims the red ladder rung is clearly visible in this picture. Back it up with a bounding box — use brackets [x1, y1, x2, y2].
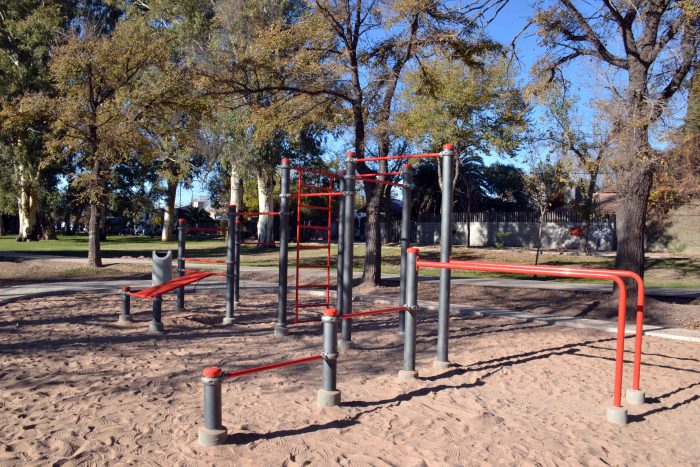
[299, 225, 328, 230]
[300, 204, 330, 211]
[296, 284, 331, 289]
[296, 264, 330, 269]
[298, 245, 328, 250]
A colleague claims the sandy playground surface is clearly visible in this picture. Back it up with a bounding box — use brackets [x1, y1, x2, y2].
[1, 290, 699, 465]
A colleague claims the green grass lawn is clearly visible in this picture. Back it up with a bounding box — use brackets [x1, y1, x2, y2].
[1, 235, 699, 289]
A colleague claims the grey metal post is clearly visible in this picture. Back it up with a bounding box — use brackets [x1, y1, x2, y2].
[276, 159, 291, 336]
[234, 179, 243, 305]
[176, 218, 186, 311]
[335, 172, 345, 312]
[223, 205, 236, 325]
[149, 295, 164, 334]
[399, 247, 419, 380]
[317, 308, 341, 407]
[118, 286, 132, 323]
[339, 153, 355, 350]
[398, 163, 412, 335]
[435, 144, 455, 369]
[198, 367, 228, 446]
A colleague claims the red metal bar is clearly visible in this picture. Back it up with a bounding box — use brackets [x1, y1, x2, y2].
[297, 264, 330, 269]
[300, 204, 330, 211]
[224, 354, 322, 379]
[415, 259, 629, 408]
[295, 173, 302, 322]
[290, 192, 343, 198]
[290, 167, 339, 178]
[298, 244, 327, 250]
[356, 171, 402, 177]
[236, 211, 280, 216]
[299, 225, 328, 230]
[357, 178, 406, 188]
[354, 152, 440, 163]
[187, 227, 227, 232]
[325, 187, 332, 306]
[129, 271, 215, 299]
[296, 284, 330, 289]
[340, 306, 408, 319]
[183, 258, 226, 264]
[448, 259, 646, 390]
[241, 241, 277, 246]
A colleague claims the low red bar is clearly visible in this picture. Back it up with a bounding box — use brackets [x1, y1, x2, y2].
[183, 258, 226, 264]
[290, 167, 339, 178]
[298, 244, 328, 250]
[296, 284, 330, 289]
[341, 306, 408, 319]
[237, 211, 280, 216]
[290, 192, 343, 198]
[224, 354, 322, 379]
[299, 225, 328, 230]
[241, 241, 277, 246]
[354, 152, 440, 163]
[297, 264, 330, 269]
[129, 271, 215, 299]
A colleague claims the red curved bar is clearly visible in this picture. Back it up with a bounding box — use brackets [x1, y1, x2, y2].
[224, 354, 322, 379]
[416, 259, 629, 408]
[340, 306, 408, 319]
[449, 259, 645, 390]
[354, 152, 440, 162]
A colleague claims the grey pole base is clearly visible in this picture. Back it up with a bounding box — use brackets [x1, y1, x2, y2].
[396, 330, 405, 337]
[222, 317, 234, 326]
[338, 340, 353, 350]
[606, 406, 628, 425]
[273, 325, 289, 337]
[148, 321, 164, 334]
[317, 389, 341, 407]
[433, 359, 450, 369]
[118, 315, 133, 323]
[198, 426, 228, 446]
[626, 388, 645, 405]
[398, 370, 418, 380]
[176, 306, 185, 312]
[234, 301, 240, 307]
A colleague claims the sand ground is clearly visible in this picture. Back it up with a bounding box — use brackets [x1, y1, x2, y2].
[0, 291, 699, 466]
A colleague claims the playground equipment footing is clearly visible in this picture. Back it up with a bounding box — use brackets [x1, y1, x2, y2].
[317, 389, 341, 407]
[198, 426, 228, 447]
[433, 359, 450, 369]
[222, 317, 234, 326]
[338, 340, 353, 350]
[274, 325, 289, 337]
[606, 406, 628, 425]
[626, 388, 645, 405]
[398, 370, 418, 380]
[148, 321, 164, 334]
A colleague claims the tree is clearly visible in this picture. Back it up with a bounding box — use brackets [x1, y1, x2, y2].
[203, 0, 506, 285]
[45, 19, 173, 266]
[532, 0, 700, 284]
[524, 161, 569, 265]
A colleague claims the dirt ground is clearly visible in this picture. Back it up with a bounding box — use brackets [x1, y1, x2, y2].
[0, 291, 699, 465]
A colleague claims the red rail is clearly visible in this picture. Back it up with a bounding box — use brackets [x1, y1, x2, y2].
[236, 211, 280, 216]
[290, 192, 343, 198]
[241, 241, 277, 246]
[182, 269, 227, 277]
[183, 257, 226, 264]
[449, 259, 645, 391]
[300, 225, 328, 230]
[354, 152, 440, 162]
[340, 306, 408, 319]
[224, 354, 322, 379]
[300, 204, 330, 211]
[129, 271, 215, 299]
[356, 171, 402, 177]
[415, 259, 631, 408]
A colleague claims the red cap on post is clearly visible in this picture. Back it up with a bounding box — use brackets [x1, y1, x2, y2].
[442, 144, 455, 151]
[402, 163, 411, 169]
[202, 367, 223, 378]
[120, 286, 130, 291]
[281, 158, 290, 164]
[407, 247, 420, 254]
[178, 218, 185, 223]
[323, 308, 338, 317]
[346, 151, 356, 157]
[228, 204, 236, 209]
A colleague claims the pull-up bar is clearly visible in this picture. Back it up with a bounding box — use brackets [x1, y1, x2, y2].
[236, 211, 280, 216]
[356, 171, 402, 178]
[290, 192, 344, 198]
[353, 152, 441, 163]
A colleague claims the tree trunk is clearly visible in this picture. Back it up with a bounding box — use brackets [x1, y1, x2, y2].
[535, 217, 544, 266]
[229, 164, 243, 208]
[579, 173, 598, 254]
[88, 160, 103, 267]
[16, 166, 38, 242]
[0, 215, 5, 236]
[363, 182, 383, 284]
[162, 178, 178, 241]
[256, 168, 275, 243]
[99, 196, 107, 241]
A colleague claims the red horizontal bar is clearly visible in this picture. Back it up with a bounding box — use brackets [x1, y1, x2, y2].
[288, 318, 322, 325]
[188, 227, 227, 232]
[298, 245, 328, 250]
[299, 225, 328, 230]
[224, 355, 322, 379]
[182, 269, 227, 277]
[354, 152, 440, 162]
[242, 241, 278, 246]
[296, 284, 330, 289]
[341, 306, 407, 319]
[129, 272, 215, 299]
[300, 204, 330, 211]
[237, 211, 280, 216]
[183, 258, 226, 264]
[291, 167, 339, 178]
[356, 172, 401, 177]
[358, 178, 406, 188]
[296, 264, 330, 269]
[290, 192, 343, 198]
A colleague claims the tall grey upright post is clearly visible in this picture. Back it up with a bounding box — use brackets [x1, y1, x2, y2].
[398, 163, 413, 335]
[176, 218, 186, 311]
[223, 205, 236, 325]
[119, 286, 132, 323]
[234, 178, 243, 305]
[435, 144, 455, 369]
[399, 247, 419, 380]
[275, 158, 291, 337]
[335, 172, 345, 312]
[317, 308, 341, 407]
[339, 153, 355, 350]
